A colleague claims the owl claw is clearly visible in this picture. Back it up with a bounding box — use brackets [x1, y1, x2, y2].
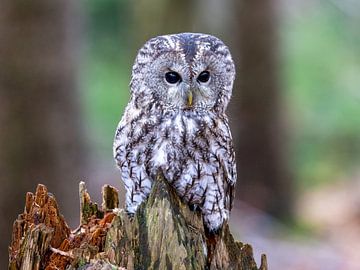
[189, 203, 200, 212]
[204, 224, 222, 236]
[125, 210, 135, 219]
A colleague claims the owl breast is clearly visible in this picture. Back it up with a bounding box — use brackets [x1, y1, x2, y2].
[149, 110, 212, 204]
[114, 104, 236, 231]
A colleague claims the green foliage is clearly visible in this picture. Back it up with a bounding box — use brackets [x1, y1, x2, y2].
[80, 0, 132, 156]
[283, 3, 360, 187]
[80, 51, 130, 155]
[81, 1, 360, 189]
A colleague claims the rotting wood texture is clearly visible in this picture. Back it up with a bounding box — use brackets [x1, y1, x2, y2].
[9, 176, 267, 270]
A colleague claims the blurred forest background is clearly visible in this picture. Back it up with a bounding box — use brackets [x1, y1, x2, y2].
[1, 0, 360, 269]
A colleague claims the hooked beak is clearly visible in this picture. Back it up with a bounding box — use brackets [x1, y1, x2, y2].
[187, 91, 193, 107]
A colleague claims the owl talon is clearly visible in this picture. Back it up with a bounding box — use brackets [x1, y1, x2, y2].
[189, 203, 200, 212]
[126, 210, 135, 219]
[204, 224, 222, 236]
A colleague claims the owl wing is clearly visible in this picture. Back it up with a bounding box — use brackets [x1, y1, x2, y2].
[221, 145, 236, 212]
[213, 116, 237, 212]
[113, 103, 154, 213]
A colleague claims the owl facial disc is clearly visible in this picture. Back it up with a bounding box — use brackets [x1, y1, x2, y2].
[130, 32, 235, 112]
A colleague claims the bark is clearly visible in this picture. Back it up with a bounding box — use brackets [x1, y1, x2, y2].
[9, 177, 267, 270]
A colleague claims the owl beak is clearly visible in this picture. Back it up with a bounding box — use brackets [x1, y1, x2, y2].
[187, 91, 193, 107]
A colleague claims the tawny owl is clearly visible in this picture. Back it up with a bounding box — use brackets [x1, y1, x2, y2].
[113, 33, 236, 232]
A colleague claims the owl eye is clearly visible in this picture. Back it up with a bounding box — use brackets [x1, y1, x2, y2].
[165, 71, 181, 84]
[197, 71, 210, 83]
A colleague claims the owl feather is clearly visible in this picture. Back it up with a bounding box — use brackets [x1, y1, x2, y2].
[113, 33, 236, 231]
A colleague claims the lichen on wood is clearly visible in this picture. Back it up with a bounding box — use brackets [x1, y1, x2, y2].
[8, 177, 267, 270]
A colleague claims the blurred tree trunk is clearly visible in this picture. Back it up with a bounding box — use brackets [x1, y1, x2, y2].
[132, 0, 194, 49]
[229, 0, 293, 219]
[0, 0, 87, 267]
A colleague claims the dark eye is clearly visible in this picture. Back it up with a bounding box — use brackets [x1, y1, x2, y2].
[165, 71, 181, 84]
[197, 71, 210, 83]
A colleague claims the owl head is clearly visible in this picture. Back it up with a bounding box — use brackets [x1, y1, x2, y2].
[130, 33, 235, 113]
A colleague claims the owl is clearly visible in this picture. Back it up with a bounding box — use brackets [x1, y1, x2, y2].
[113, 33, 236, 232]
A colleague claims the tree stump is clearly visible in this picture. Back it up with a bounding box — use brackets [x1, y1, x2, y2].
[8, 176, 268, 270]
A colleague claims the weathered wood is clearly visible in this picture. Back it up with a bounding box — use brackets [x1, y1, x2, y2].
[9, 178, 267, 270]
[79, 181, 103, 225]
[101, 184, 119, 212]
[9, 184, 71, 270]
